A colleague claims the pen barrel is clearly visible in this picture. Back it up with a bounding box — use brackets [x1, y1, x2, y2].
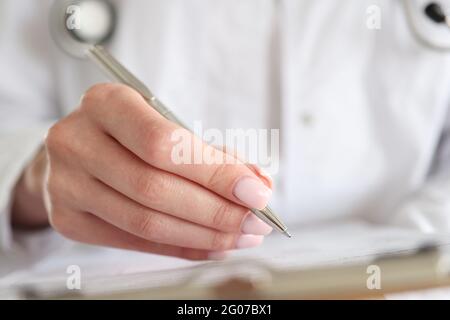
[85, 45, 289, 237]
[143, 96, 188, 129]
[87, 45, 188, 129]
[251, 207, 289, 235]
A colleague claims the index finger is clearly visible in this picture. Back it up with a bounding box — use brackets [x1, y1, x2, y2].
[83, 84, 272, 210]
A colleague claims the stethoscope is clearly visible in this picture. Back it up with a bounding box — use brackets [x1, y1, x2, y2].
[49, 0, 186, 126]
[404, 1, 450, 51]
[50, 0, 450, 57]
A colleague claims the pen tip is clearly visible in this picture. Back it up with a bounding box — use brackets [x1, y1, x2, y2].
[284, 230, 292, 238]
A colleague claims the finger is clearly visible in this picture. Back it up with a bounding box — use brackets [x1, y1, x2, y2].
[50, 207, 228, 261]
[64, 173, 264, 251]
[216, 145, 273, 189]
[77, 132, 272, 235]
[83, 84, 272, 210]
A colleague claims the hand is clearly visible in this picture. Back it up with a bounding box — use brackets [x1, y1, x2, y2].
[15, 83, 274, 260]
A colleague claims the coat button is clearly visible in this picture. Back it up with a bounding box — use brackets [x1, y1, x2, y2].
[299, 112, 314, 127]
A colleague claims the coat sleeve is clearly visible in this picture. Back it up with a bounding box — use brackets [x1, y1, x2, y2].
[390, 103, 450, 233]
[0, 0, 59, 251]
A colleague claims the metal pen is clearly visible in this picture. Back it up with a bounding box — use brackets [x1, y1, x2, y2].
[49, 0, 291, 237]
[88, 45, 291, 238]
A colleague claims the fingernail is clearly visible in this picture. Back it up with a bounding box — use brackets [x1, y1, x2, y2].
[236, 235, 264, 249]
[241, 214, 273, 235]
[208, 251, 229, 261]
[233, 177, 272, 210]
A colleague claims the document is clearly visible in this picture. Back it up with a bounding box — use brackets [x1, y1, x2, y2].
[1, 220, 450, 298]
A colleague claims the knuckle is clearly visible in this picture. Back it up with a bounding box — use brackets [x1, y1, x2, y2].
[105, 84, 137, 103]
[45, 117, 80, 157]
[210, 232, 235, 251]
[206, 163, 229, 190]
[45, 171, 89, 214]
[212, 203, 242, 232]
[133, 172, 165, 205]
[81, 83, 134, 114]
[80, 83, 110, 110]
[143, 125, 170, 163]
[45, 122, 68, 153]
[135, 213, 162, 240]
[82, 83, 115, 104]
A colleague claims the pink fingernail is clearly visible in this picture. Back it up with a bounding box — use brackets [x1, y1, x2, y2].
[241, 214, 273, 235]
[236, 235, 264, 249]
[208, 251, 229, 261]
[233, 177, 272, 210]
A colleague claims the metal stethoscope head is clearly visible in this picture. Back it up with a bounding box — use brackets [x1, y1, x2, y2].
[49, 0, 116, 59]
[402, 1, 450, 52]
[49, 0, 186, 124]
[49, 0, 159, 101]
[48, 0, 184, 124]
[50, 0, 450, 58]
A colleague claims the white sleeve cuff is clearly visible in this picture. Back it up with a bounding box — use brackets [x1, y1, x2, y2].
[0, 124, 53, 252]
[389, 177, 450, 233]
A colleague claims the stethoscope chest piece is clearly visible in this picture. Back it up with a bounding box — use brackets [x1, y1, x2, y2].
[50, 0, 116, 59]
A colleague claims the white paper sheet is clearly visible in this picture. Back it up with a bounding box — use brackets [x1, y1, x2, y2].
[1, 220, 450, 299]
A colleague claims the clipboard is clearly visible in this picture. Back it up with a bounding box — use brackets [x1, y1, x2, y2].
[6, 221, 450, 300]
[16, 244, 450, 300]
[94, 246, 450, 299]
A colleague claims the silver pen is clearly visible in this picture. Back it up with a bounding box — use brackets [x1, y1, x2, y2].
[88, 45, 292, 238]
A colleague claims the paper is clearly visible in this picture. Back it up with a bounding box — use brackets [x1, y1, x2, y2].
[1, 220, 450, 298]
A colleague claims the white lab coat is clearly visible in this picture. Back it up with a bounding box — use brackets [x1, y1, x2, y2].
[2, 0, 450, 256]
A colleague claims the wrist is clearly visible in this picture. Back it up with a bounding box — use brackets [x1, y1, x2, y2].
[11, 148, 49, 229]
